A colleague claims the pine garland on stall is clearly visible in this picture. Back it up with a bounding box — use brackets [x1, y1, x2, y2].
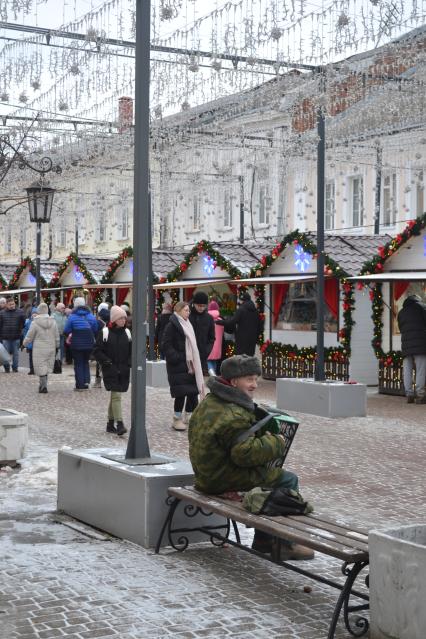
[9, 257, 47, 290]
[361, 214, 426, 367]
[251, 230, 355, 361]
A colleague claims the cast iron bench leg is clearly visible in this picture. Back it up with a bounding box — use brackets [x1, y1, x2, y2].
[327, 560, 369, 639]
[155, 496, 180, 554]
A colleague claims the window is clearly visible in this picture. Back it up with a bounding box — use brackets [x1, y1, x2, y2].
[97, 209, 107, 242]
[350, 176, 364, 227]
[325, 181, 335, 230]
[119, 209, 129, 239]
[259, 185, 270, 225]
[416, 170, 424, 216]
[277, 282, 337, 333]
[382, 172, 397, 226]
[78, 212, 86, 245]
[192, 195, 201, 231]
[5, 222, 12, 253]
[223, 189, 233, 228]
[56, 219, 66, 248]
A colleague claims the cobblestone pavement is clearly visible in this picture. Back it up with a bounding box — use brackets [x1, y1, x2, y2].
[1, 362, 426, 639]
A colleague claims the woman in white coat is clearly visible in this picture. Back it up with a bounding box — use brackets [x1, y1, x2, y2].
[23, 303, 59, 393]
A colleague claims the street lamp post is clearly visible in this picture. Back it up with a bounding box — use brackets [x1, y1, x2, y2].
[25, 182, 55, 305]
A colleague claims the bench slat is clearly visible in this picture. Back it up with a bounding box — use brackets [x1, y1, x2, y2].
[273, 516, 369, 552]
[286, 515, 368, 545]
[167, 487, 368, 563]
[296, 513, 369, 537]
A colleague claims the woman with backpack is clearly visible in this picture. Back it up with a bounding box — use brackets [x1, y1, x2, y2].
[93, 305, 131, 436]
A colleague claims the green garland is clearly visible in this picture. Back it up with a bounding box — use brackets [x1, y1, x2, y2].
[101, 246, 133, 283]
[49, 253, 97, 288]
[260, 340, 348, 362]
[361, 214, 426, 367]
[252, 230, 355, 357]
[9, 256, 47, 290]
[166, 239, 243, 282]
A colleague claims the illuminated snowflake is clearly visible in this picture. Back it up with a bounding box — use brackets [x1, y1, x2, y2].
[294, 245, 312, 272]
[203, 255, 216, 276]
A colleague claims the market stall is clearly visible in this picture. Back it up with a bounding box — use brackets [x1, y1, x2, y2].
[351, 215, 426, 395]
[247, 231, 390, 384]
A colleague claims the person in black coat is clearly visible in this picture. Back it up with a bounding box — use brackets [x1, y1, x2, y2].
[189, 291, 215, 374]
[397, 294, 426, 404]
[161, 301, 202, 431]
[217, 292, 262, 357]
[93, 305, 131, 436]
[155, 302, 173, 359]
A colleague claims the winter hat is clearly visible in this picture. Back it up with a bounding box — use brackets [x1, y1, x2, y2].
[55, 302, 65, 311]
[37, 302, 49, 315]
[110, 305, 127, 324]
[120, 304, 130, 314]
[193, 291, 208, 305]
[98, 302, 109, 313]
[241, 292, 251, 302]
[220, 355, 262, 380]
[208, 300, 219, 311]
[73, 297, 86, 308]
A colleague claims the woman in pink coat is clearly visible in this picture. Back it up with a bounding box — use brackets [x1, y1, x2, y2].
[207, 300, 224, 376]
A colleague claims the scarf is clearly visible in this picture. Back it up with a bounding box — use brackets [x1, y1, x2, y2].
[175, 313, 205, 399]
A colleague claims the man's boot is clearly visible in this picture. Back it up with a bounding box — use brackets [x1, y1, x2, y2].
[93, 377, 102, 388]
[251, 530, 273, 554]
[407, 394, 415, 404]
[415, 394, 426, 404]
[272, 538, 315, 561]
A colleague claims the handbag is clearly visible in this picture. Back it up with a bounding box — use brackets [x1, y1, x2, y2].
[53, 355, 62, 374]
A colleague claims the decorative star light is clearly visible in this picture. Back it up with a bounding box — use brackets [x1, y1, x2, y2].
[74, 266, 83, 282]
[203, 255, 216, 276]
[424, 236, 426, 257]
[129, 259, 134, 275]
[28, 273, 36, 286]
[294, 245, 312, 272]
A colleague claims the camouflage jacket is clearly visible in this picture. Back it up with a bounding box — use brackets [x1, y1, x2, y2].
[188, 377, 286, 494]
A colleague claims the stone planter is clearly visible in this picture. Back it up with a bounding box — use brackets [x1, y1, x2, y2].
[370, 524, 426, 639]
[146, 360, 169, 388]
[0, 408, 28, 467]
[276, 378, 366, 418]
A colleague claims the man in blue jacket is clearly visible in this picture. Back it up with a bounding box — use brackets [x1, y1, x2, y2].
[64, 297, 98, 391]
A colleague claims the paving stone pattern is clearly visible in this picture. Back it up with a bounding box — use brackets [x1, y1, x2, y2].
[1, 363, 426, 638]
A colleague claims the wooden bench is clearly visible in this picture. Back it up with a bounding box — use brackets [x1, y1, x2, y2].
[155, 486, 369, 639]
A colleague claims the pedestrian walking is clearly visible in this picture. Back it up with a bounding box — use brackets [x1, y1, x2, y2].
[93, 305, 130, 436]
[155, 302, 172, 359]
[397, 294, 426, 404]
[52, 302, 67, 361]
[216, 292, 262, 357]
[23, 303, 59, 394]
[0, 296, 25, 372]
[93, 302, 110, 388]
[64, 297, 98, 391]
[22, 311, 38, 375]
[162, 301, 205, 431]
[207, 300, 224, 376]
[189, 291, 215, 374]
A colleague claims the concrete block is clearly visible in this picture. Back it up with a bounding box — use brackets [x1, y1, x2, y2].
[370, 524, 426, 639]
[146, 360, 169, 388]
[57, 448, 224, 548]
[276, 378, 367, 418]
[0, 408, 28, 465]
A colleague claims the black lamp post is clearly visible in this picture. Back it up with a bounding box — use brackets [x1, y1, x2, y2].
[25, 182, 55, 305]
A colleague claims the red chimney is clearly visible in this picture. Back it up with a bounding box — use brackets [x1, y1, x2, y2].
[118, 96, 133, 133]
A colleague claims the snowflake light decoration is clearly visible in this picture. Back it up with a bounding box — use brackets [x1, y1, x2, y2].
[28, 273, 36, 286]
[294, 245, 312, 272]
[203, 255, 216, 276]
[74, 266, 83, 282]
[423, 236, 426, 257]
